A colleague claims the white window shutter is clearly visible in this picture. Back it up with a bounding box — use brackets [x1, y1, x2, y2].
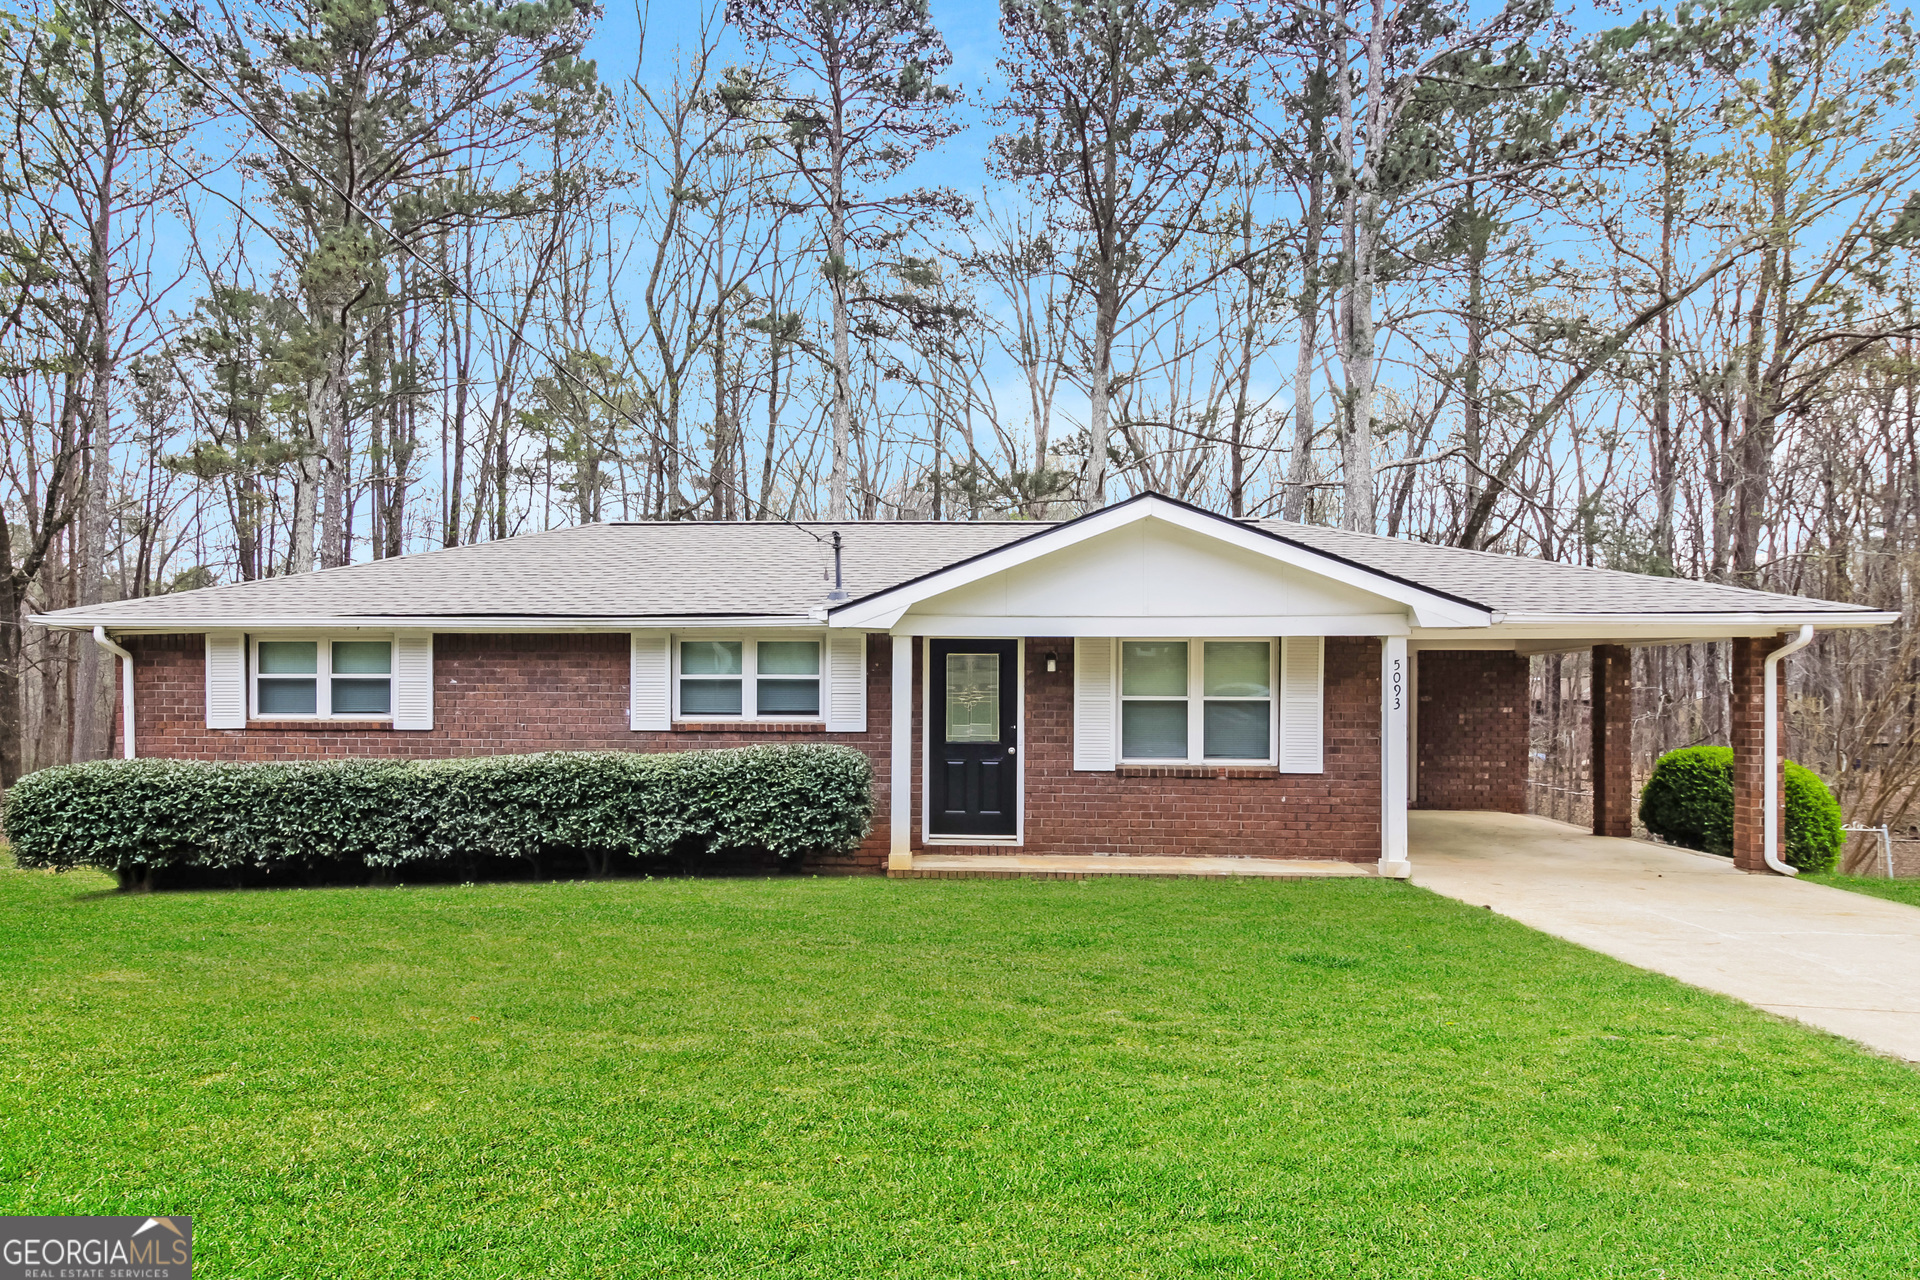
[392, 632, 434, 730]
[205, 631, 246, 728]
[824, 632, 868, 732]
[630, 633, 670, 730]
[1279, 636, 1325, 773]
[1073, 637, 1117, 772]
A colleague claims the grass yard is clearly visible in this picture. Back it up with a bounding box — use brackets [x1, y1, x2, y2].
[1806, 872, 1920, 909]
[5, 864, 1920, 1278]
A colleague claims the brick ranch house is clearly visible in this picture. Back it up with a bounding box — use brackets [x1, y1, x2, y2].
[33, 493, 1897, 877]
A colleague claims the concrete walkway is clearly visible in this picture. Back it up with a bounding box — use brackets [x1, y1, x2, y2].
[1411, 810, 1920, 1061]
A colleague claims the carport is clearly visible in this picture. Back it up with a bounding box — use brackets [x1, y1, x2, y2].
[1414, 629, 1885, 877]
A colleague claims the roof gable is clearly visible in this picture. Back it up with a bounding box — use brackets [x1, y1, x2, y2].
[827, 493, 1493, 631]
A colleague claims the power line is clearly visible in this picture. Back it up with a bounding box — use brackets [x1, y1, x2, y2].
[103, 0, 828, 545]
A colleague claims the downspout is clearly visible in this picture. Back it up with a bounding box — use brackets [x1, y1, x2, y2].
[1763, 624, 1815, 877]
[92, 626, 135, 760]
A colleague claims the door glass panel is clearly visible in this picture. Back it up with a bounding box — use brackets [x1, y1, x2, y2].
[1204, 701, 1270, 759]
[1204, 642, 1270, 697]
[945, 653, 1000, 743]
[1122, 641, 1187, 695]
[1123, 701, 1188, 758]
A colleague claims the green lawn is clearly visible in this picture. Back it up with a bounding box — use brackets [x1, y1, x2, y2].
[1806, 872, 1920, 908]
[5, 864, 1920, 1278]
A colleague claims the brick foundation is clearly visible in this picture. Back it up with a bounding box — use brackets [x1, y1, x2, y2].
[1413, 650, 1527, 813]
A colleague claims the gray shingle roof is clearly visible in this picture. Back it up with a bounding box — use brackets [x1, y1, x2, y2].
[47, 521, 1043, 624]
[34, 500, 1880, 627]
[1255, 522, 1873, 616]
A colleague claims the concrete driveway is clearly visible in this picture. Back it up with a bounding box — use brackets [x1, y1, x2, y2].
[1411, 810, 1920, 1061]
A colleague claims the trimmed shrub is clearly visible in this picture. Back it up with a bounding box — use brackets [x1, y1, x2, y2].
[4, 745, 873, 888]
[1637, 745, 1845, 872]
[1638, 746, 1735, 855]
[1783, 758, 1846, 873]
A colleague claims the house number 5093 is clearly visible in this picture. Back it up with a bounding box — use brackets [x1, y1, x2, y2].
[1391, 657, 1404, 712]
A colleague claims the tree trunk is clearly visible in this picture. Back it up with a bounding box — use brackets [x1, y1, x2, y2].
[1339, 213, 1378, 533]
[1283, 166, 1325, 524]
[827, 150, 852, 520]
[1459, 177, 1485, 546]
[289, 369, 327, 573]
[321, 329, 349, 568]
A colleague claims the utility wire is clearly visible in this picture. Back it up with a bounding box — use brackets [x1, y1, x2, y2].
[105, 0, 829, 545]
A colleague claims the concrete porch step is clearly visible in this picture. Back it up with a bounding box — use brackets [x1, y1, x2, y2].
[892, 854, 1373, 880]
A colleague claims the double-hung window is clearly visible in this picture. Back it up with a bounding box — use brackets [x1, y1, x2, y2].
[676, 638, 821, 720]
[252, 637, 393, 719]
[1119, 639, 1274, 763]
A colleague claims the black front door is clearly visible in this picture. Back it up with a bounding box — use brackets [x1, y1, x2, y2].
[929, 639, 1019, 837]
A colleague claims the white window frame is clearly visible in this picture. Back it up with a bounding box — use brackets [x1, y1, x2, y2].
[673, 634, 825, 722]
[249, 634, 395, 721]
[1117, 637, 1278, 766]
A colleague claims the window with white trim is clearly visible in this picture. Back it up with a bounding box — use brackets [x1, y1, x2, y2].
[676, 637, 821, 720]
[1119, 639, 1274, 763]
[251, 637, 393, 719]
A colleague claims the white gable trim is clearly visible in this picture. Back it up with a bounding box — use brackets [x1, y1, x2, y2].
[892, 612, 1409, 638]
[826, 496, 1492, 631]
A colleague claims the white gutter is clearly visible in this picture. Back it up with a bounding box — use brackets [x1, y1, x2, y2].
[1491, 610, 1900, 630]
[33, 614, 824, 634]
[91, 626, 135, 760]
[1763, 624, 1815, 877]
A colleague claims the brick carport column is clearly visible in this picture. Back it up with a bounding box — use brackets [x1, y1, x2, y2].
[1730, 635, 1788, 874]
[1590, 644, 1634, 838]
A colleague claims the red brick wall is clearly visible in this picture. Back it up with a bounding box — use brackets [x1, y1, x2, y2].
[122, 633, 896, 873]
[125, 631, 1390, 871]
[1413, 649, 1527, 814]
[922, 637, 1384, 864]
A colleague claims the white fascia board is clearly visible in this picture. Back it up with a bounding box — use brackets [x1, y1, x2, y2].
[1414, 610, 1899, 645]
[890, 613, 1412, 638]
[1494, 609, 1900, 628]
[31, 613, 822, 634]
[827, 496, 1491, 630]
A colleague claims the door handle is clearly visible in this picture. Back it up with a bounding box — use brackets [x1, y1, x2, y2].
[1007, 746, 1017, 754]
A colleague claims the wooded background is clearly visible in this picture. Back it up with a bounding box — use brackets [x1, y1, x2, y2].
[3, 0, 1916, 854]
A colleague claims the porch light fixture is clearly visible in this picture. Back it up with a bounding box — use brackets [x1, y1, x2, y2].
[1046, 651, 1057, 673]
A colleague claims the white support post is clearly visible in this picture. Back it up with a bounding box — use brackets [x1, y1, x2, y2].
[1380, 635, 1412, 879]
[889, 633, 913, 871]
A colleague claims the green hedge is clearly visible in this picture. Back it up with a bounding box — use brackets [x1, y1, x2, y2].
[1637, 745, 1845, 873]
[3, 745, 873, 886]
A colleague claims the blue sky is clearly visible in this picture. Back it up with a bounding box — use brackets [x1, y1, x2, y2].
[586, 0, 1016, 195]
